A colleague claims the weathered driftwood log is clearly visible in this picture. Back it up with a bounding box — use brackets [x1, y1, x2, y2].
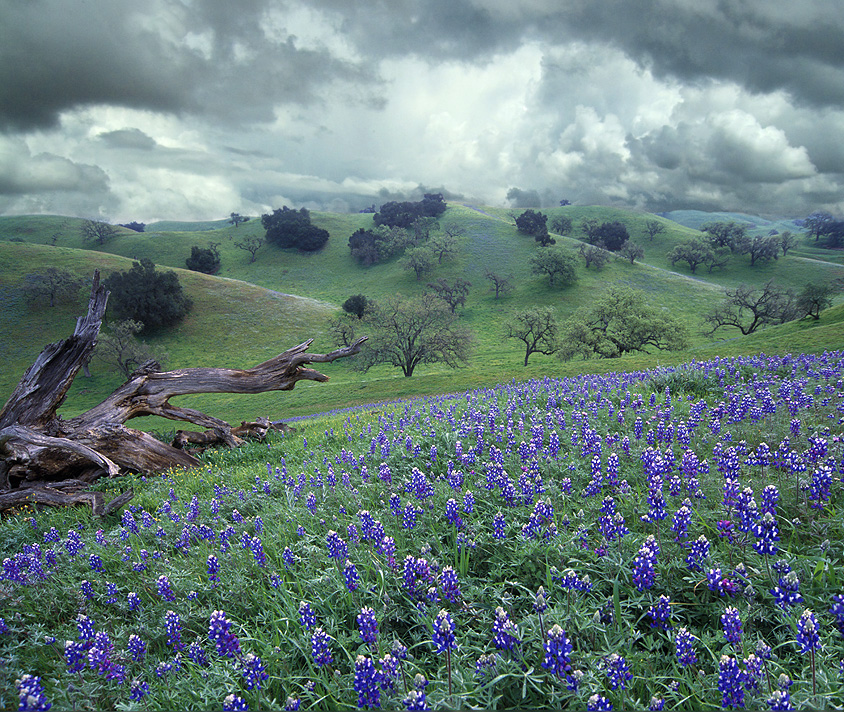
[0, 271, 367, 515]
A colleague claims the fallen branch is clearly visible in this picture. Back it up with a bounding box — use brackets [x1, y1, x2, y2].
[0, 271, 367, 514]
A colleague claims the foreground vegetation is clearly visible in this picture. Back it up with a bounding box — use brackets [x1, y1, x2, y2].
[3, 349, 844, 710]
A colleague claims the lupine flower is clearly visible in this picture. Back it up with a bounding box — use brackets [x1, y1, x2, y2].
[492, 606, 520, 650]
[718, 655, 746, 709]
[796, 609, 820, 652]
[326, 531, 348, 560]
[631, 537, 659, 591]
[492, 512, 506, 540]
[587, 694, 613, 711]
[603, 653, 633, 690]
[188, 641, 210, 667]
[165, 610, 183, 650]
[222, 694, 249, 711]
[771, 570, 803, 610]
[721, 606, 743, 645]
[17, 674, 51, 711]
[432, 609, 456, 653]
[241, 653, 268, 690]
[675, 627, 697, 667]
[207, 554, 220, 585]
[284, 697, 301, 711]
[129, 680, 150, 701]
[353, 655, 381, 709]
[156, 575, 176, 601]
[76, 614, 96, 641]
[343, 560, 360, 592]
[439, 566, 461, 603]
[475, 653, 499, 681]
[403, 689, 429, 711]
[744, 653, 764, 693]
[208, 610, 241, 658]
[830, 594, 844, 637]
[648, 595, 672, 630]
[127, 634, 146, 661]
[357, 606, 378, 645]
[753, 512, 780, 556]
[766, 690, 792, 711]
[542, 624, 573, 678]
[128, 591, 141, 611]
[311, 627, 333, 667]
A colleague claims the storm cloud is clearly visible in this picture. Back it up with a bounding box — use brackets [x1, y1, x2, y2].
[1, 0, 843, 221]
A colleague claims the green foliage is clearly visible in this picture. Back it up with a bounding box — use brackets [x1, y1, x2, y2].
[425, 277, 470, 313]
[21, 267, 84, 307]
[667, 237, 716, 274]
[530, 247, 578, 288]
[185, 244, 221, 274]
[592, 221, 630, 251]
[560, 284, 688, 359]
[347, 226, 413, 266]
[702, 221, 747, 250]
[342, 294, 370, 319]
[103, 258, 192, 332]
[515, 209, 549, 237]
[373, 193, 447, 228]
[261, 206, 329, 252]
[401, 246, 437, 281]
[358, 293, 472, 377]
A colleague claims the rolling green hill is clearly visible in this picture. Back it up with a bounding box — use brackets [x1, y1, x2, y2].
[1, 203, 842, 427]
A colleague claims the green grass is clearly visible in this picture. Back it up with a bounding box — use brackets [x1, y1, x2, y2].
[2, 350, 844, 709]
[1, 205, 842, 428]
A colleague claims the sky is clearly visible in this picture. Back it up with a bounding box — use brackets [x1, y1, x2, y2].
[2, 0, 843, 223]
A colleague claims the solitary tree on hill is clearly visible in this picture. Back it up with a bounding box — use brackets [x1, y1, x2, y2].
[234, 235, 265, 263]
[644, 220, 666, 240]
[505, 306, 561, 366]
[560, 285, 688, 360]
[484, 269, 513, 299]
[530, 247, 577, 288]
[103, 258, 192, 332]
[261, 206, 329, 251]
[185, 244, 221, 274]
[22, 268, 84, 307]
[357, 293, 472, 377]
[81, 219, 119, 245]
[703, 282, 797, 335]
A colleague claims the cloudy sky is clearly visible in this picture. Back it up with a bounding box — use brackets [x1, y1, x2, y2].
[2, 0, 843, 222]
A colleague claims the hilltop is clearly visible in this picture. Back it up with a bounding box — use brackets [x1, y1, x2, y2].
[0, 204, 842, 427]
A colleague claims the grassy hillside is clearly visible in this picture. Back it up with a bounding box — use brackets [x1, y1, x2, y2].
[1, 204, 842, 427]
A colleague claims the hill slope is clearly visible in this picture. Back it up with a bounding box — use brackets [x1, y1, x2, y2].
[1, 204, 842, 424]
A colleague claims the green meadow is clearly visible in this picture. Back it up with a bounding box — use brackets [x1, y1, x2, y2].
[0, 203, 842, 426]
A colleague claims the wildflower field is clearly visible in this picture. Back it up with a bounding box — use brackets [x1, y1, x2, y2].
[4, 351, 844, 711]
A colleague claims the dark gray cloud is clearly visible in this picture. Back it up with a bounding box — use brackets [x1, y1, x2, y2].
[1, 0, 843, 221]
[97, 129, 158, 151]
[0, 138, 110, 195]
[0, 0, 381, 131]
